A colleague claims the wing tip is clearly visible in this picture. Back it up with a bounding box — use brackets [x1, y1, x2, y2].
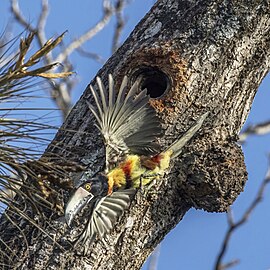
[74, 189, 136, 251]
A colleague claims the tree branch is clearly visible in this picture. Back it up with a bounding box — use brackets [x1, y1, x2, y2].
[214, 163, 270, 270]
[37, 0, 50, 47]
[10, 0, 35, 32]
[10, 0, 114, 119]
[76, 47, 105, 64]
[239, 120, 270, 142]
[55, 0, 113, 63]
[111, 0, 127, 53]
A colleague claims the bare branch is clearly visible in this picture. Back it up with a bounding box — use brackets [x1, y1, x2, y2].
[218, 260, 240, 270]
[76, 47, 105, 64]
[239, 120, 270, 142]
[111, 0, 127, 53]
[55, 0, 113, 63]
[9, 0, 115, 119]
[214, 164, 270, 270]
[10, 0, 35, 32]
[11, 0, 50, 54]
[37, 0, 50, 46]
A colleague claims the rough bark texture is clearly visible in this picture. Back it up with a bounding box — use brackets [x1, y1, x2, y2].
[1, 0, 270, 269]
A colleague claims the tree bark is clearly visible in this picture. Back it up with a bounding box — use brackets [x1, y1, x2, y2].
[1, 0, 270, 269]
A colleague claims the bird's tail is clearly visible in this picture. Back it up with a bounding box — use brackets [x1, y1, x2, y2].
[167, 112, 209, 159]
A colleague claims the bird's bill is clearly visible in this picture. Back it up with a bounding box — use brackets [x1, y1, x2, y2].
[65, 187, 94, 226]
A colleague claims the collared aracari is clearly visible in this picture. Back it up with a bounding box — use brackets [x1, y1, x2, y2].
[65, 74, 208, 247]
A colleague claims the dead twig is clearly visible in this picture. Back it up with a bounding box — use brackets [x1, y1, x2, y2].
[10, 0, 35, 32]
[239, 120, 270, 142]
[214, 164, 270, 270]
[10, 0, 114, 118]
[55, 0, 113, 63]
[76, 47, 105, 64]
[111, 0, 127, 53]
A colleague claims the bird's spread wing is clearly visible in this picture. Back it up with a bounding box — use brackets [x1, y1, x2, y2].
[77, 188, 136, 248]
[87, 75, 162, 170]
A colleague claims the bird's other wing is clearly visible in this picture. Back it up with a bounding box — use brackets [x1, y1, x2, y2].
[76, 188, 136, 250]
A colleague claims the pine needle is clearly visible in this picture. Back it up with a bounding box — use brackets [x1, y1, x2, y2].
[0, 30, 75, 265]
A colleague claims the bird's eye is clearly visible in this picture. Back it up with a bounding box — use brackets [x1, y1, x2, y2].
[84, 183, 91, 190]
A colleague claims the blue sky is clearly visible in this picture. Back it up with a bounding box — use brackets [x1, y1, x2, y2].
[0, 1, 269, 269]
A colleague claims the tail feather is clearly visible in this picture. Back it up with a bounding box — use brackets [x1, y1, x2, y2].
[168, 112, 209, 159]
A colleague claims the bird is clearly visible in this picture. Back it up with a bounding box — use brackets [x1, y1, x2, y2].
[65, 74, 208, 248]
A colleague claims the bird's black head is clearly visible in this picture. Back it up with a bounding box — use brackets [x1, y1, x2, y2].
[65, 174, 108, 226]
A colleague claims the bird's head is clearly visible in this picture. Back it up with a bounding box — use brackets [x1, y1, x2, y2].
[65, 174, 108, 226]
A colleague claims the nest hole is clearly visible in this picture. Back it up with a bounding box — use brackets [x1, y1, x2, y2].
[132, 67, 170, 98]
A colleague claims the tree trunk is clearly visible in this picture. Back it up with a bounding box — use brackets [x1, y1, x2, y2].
[1, 0, 270, 269]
